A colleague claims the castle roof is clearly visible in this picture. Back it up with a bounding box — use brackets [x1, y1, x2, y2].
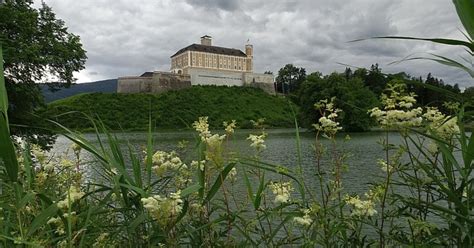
[170, 43, 247, 58]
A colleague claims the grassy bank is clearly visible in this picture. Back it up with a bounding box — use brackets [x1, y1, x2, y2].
[43, 85, 297, 131]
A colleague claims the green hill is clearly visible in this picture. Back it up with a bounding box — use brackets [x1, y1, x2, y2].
[43, 86, 297, 131]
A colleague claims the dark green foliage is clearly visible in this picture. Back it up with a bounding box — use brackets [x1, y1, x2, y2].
[43, 86, 297, 131]
[0, 0, 87, 149]
[298, 72, 379, 131]
[411, 73, 461, 111]
[275, 64, 306, 94]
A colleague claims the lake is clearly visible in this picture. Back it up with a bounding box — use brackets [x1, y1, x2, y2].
[52, 129, 405, 197]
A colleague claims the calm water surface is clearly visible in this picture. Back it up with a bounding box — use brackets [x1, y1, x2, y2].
[52, 129, 405, 196]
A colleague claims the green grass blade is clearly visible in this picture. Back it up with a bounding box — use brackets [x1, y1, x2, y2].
[203, 162, 236, 203]
[453, 0, 474, 40]
[146, 116, 154, 186]
[242, 168, 255, 204]
[355, 36, 474, 52]
[180, 184, 202, 197]
[0, 44, 8, 127]
[0, 115, 18, 182]
[27, 203, 59, 236]
[253, 171, 266, 210]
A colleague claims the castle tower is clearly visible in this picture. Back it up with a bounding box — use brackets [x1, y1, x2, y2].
[245, 43, 253, 72]
[201, 35, 212, 46]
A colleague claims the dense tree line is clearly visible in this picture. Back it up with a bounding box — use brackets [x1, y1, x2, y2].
[275, 63, 467, 131]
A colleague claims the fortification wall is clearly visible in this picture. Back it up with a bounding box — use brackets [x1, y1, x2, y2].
[117, 70, 274, 95]
[243, 73, 275, 94]
[117, 77, 154, 93]
[117, 72, 191, 93]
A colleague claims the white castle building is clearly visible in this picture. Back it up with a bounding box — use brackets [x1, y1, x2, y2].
[117, 36, 275, 94]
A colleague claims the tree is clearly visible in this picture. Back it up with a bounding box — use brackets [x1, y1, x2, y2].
[275, 64, 306, 94]
[297, 71, 379, 131]
[0, 0, 87, 148]
[364, 64, 387, 96]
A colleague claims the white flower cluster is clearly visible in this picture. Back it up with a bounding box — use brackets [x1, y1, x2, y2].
[293, 208, 313, 226]
[152, 151, 187, 177]
[247, 133, 267, 151]
[141, 191, 183, 225]
[57, 185, 85, 209]
[228, 167, 237, 182]
[193, 117, 227, 162]
[269, 182, 293, 204]
[377, 159, 394, 173]
[223, 120, 237, 134]
[345, 195, 377, 217]
[193, 116, 212, 141]
[313, 98, 342, 136]
[423, 107, 459, 139]
[369, 83, 423, 128]
[191, 160, 206, 171]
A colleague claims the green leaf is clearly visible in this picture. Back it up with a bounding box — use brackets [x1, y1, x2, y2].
[0, 114, 18, 182]
[128, 213, 148, 232]
[355, 36, 474, 52]
[453, 0, 474, 40]
[253, 172, 266, 210]
[203, 162, 236, 203]
[18, 191, 35, 209]
[27, 203, 59, 236]
[0, 44, 8, 126]
[180, 184, 202, 198]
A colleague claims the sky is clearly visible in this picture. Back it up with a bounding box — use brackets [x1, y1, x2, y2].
[39, 0, 472, 89]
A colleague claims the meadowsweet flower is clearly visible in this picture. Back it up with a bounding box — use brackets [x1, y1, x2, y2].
[377, 159, 394, 173]
[204, 134, 226, 166]
[251, 118, 266, 129]
[423, 107, 459, 139]
[313, 98, 342, 136]
[70, 143, 82, 154]
[93, 233, 110, 247]
[177, 140, 189, 149]
[47, 217, 65, 235]
[369, 83, 423, 129]
[345, 195, 377, 217]
[43, 162, 55, 172]
[205, 134, 226, 148]
[293, 208, 313, 226]
[31, 144, 46, 164]
[57, 185, 85, 209]
[191, 160, 206, 171]
[223, 120, 237, 134]
[269, 182, 293, 204]
[152, 151, 187, 176]
[141, 191, 183, 225]
[228, 167, 237, 182]
[193, 116, 212, 141]
[247, 133, 267, 151]
[60, 159, 74, 168]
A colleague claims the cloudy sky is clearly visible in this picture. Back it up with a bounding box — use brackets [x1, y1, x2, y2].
[40, 0, 472, 89]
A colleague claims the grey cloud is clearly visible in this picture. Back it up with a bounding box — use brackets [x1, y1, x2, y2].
[184, 0, 240, 11]
[41, 0, 472, 89]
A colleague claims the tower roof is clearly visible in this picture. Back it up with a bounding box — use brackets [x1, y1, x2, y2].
[171, 43, 247, 58]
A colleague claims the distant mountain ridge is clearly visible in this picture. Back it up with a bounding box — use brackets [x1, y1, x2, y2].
[41, 79, 117, 102]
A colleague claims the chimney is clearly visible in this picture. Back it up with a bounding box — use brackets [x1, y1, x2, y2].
[200, 35, 212, 46]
